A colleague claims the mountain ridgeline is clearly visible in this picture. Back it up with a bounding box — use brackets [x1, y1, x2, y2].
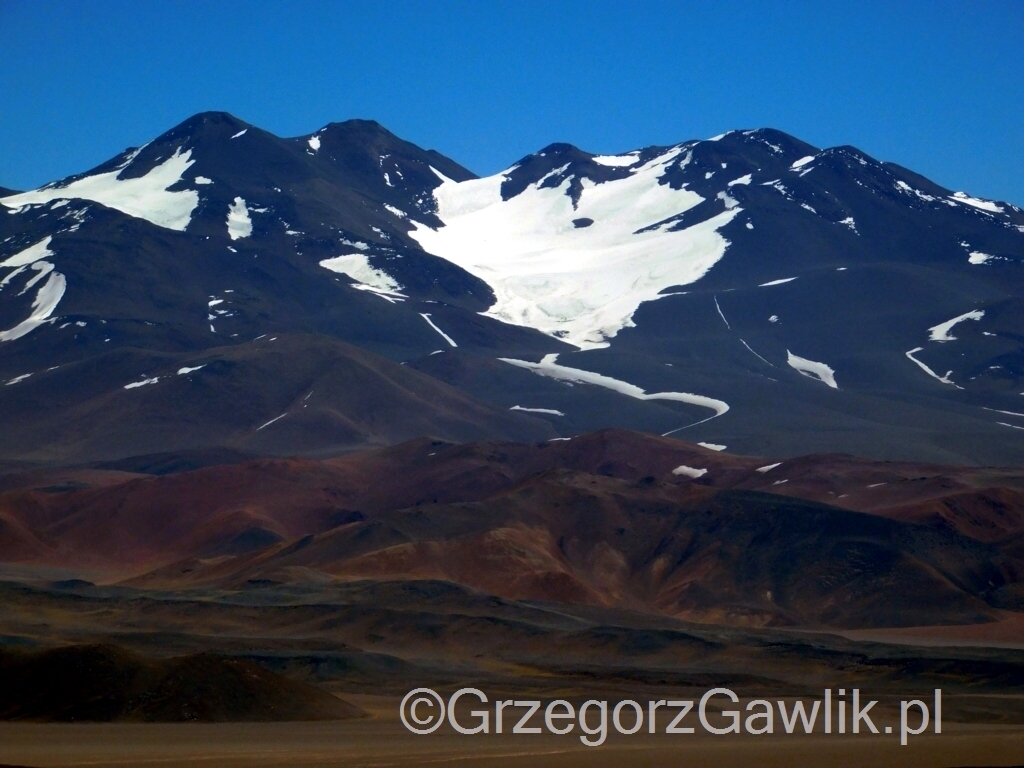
[1, 112, 1022, 465]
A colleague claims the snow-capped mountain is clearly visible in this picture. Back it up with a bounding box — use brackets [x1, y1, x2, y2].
[1, 113, 1022, 465]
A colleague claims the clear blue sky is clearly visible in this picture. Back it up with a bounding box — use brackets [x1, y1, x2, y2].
[1, 0, 1022, 204]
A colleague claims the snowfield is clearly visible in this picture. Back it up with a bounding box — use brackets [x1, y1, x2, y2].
[410, 147, 740, 349]
[1, 149, 200, 231]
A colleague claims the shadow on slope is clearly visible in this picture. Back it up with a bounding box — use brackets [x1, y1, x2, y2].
[0, 644, 364, 722]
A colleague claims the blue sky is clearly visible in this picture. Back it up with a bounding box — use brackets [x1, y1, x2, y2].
[1, 0, 1022, 204]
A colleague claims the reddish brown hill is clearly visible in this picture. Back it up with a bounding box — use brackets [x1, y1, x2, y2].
[0, 458, 366, 568]
[0, 429, 754, 570]
[880, 487, 1024, 544]
[3, 429, 1024, 628]
[127, 469, 1018, 629]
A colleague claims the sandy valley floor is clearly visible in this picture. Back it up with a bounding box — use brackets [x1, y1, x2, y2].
[1, 697, 1023, 768]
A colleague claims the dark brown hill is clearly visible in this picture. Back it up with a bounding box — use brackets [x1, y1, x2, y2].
[0, 333, 553, 464]
[0, 644, 364, 721]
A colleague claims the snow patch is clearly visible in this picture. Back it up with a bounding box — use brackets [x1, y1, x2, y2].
[226, 197, 253, 240]
[510, 405, 565, 416]
[968, 252, 994, 265]
[698, 442, 726, 451]
[756, 463, 781, 473]
[791, 156, 815, 170]
[740, 339, 774, 367]
[319, 254, 407, 302]
[5, 373, 31, 386]
[983, 407, 1024, 418]
[420, 313, 457, 347]
[1, 265, 27, 292]
[230, 129, 247, 139]
[1, 149, 199, 231]
[727, 174, 752, 186]
[125, 377, 160, 389]
[717, 191, 739, 209]
[20, 261, 55, 294]
[177, 365, 206, 375]
[760, 277, 797, 287]
[905, 347, 961, 388]
[256, 413, 286, 431]
[194, 176, 213, 185]
[950, 192, 1004, 213]
[591, 152, 640, 167]
[0, 236, 54, 268]
[714, 296, 731, 329]
[929, 310, 984, 342]
[0, 270, 66, 342]
[308, 135, 321, 152]
[895, 181, 935, 202]
[787, 350, 838, 388]
[500, 353, 729, 433]
[672, 465, 707, 478]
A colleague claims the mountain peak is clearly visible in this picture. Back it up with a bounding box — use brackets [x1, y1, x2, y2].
[157, 111, 253, 144]
[707, 127, 819, 162]
[537, 142, 585, 155]
[305, 119, 476, 182]
[318, 118, 389, 134]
